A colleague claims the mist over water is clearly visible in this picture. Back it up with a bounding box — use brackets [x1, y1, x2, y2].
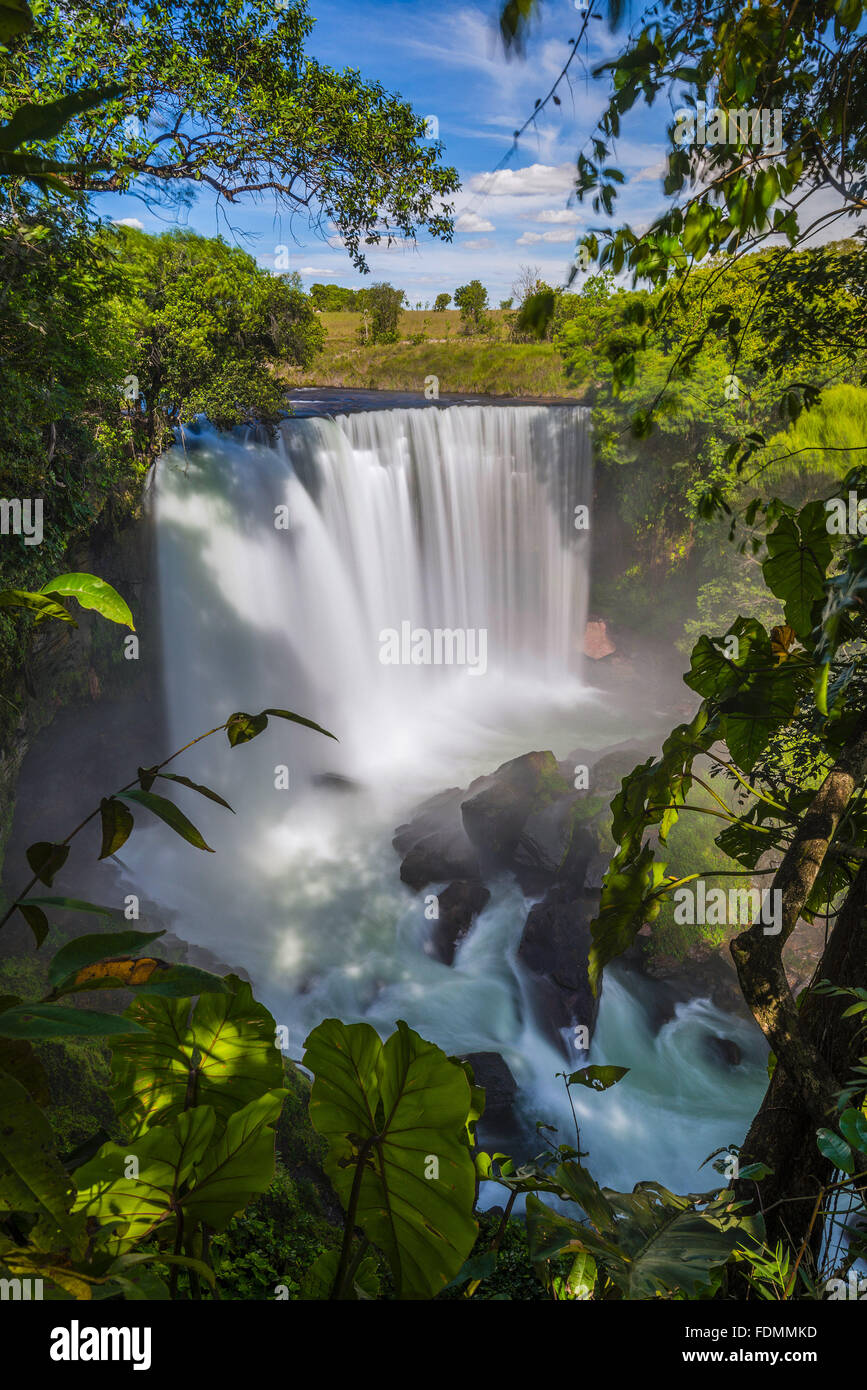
[130, 402, 766, 1196]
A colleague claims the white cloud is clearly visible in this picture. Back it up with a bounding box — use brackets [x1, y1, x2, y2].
[532, 208, 581, 224]
[464, 237, 494, 249]
[466, 162, 576, 197]
[456, 210, 495, 233]
[517, 228, 576, 245]
[112, 217, 144, 230]
[298, 267, 337, 276]
[632, 160, 667, 184]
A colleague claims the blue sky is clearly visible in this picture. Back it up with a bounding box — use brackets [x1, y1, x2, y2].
[94, 1, 691, 302]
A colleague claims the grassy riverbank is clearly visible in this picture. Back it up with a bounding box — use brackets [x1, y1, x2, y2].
[282, 309, 578, 397]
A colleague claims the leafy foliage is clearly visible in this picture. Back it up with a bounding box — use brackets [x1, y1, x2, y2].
[303, 1018, 478, 1299]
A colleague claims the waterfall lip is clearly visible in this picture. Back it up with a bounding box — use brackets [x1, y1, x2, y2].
[287, 386, 591, 419]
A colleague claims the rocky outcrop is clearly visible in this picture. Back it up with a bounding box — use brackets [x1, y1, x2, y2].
[460, 751, 572, 877]
[620, 937, 753, 1026]
[393, 787, 480, 889]
[703, 1034, 743, 1069]
[517, 883, 599, 1055]
[429, 879, 491, 965]
[458, 1051, 518, 1135]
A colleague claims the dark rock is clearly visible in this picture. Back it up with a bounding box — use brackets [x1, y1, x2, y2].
[619, 938, 755, 1027]
[704, 1034, 743, 1069]
[430, 879, 491, 965]
[399, 832, 480, 890]
[583, 849, 610, 891]
[512, 797, 597, 895]
[517, 884, 599, 1057]
[460, 750, 572, 873]
[394, 787, 480, 889]
[393, 787, 465, 855]
[458, 1051, 518, 1134]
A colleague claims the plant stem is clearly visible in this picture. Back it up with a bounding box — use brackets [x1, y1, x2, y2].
[0, 721, 229, 933]
[330, 1137, 376, 1301]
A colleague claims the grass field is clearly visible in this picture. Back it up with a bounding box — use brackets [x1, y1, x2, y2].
[282, 309, 581, 398]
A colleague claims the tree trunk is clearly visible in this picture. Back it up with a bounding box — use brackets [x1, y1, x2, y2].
[734, 862, 867, 1267]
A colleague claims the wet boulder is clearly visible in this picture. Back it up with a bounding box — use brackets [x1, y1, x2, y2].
[429, 878, 491, 965]
[460, 751, 573, 875]
[517, 884, 599, 1058]
[704, 1034, 743, 1069]
[394, 787, 480, 889]
[458, 1051, 519, 1135]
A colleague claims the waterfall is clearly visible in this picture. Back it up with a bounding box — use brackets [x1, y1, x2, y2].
[134, 400, 764, 1195]
[153, 405, 592, 785]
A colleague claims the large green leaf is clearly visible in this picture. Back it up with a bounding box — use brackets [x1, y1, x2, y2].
[761, 502, 831, 642]
[0, 1005, 147, 1039]
[0, 589, 75, 625]
[0, 86, 125, 152]
[180, 1089, 285, 1230]
[48, 930, 166, 987]
[0, 1072, 84, 1253]
[303, 1018, 478, 1299]
[0, 0, 33, 42]
[39, 574, 134, 630]
[72, 1106, 217, 1254]
[54, 960, 230, 1000]
[527, 1182, 740, 1299]
[110, 977, 283, 1136]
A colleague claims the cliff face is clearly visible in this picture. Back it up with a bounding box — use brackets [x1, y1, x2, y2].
[0, 482, 162, 899]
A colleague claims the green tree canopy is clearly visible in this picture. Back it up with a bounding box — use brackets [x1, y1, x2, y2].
[454, 279, 489, 332]
[116, 226, 324, 447]
[1, 0, 459, 270]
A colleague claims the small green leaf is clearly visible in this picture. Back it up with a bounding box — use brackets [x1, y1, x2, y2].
[226, 711, 268, 747]
[99, 798, 134, 859]
[117, 789, 213, 852]
[816, 1127, 855, 1174]
[155, 773, 234, 812]
[565, 1065, 630, 1092]
[443, 1250, 497, 1290]
[226, 707, 338, 748]
[0, 589, 76, 625]
[264, 708, 338, 740]
[736, 1162, 773, 1182]
[838, 1108, 867, 1154]
[39, 573, 134, 630]
[16, 903, 49, 948]
[26, 841, 69, 886]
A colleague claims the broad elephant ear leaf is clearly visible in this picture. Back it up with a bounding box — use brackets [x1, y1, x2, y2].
[0, 1071, 86, 1256]
[110, 976, 283, 1136]
[72, 1106, 217, 1255]
[303, 1018, 478, 1299]
[180, 1089, 285, 1231]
